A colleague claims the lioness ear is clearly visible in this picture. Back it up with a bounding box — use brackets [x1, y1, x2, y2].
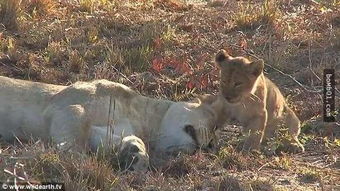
[195, 95, 228, 128]
[210, 96, 228, 127]
[249, 59, 264, 77]
[215, 49, 231, 67]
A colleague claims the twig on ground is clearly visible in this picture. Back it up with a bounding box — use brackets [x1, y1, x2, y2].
[247, 50, 322, 92]
[111, 65, 134, 85]
[308, 42, 340, 95]
[308, 42, 322, 83]
[9, 156, 34, 160]
[0, 59, 23, 72]
[238, 48, 340, 97]
[4, 169, 26, 181]
[257, 162, 270, 171]
[307, 42, 323, 100]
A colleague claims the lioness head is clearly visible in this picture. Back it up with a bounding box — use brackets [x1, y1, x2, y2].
[157, 98, 223, 155]
[118, 136, 149, 172]
[215, 50, 264, 103]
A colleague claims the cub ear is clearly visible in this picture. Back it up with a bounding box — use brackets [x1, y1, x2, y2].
[249, 59, 264, 77]
[215, 49, 231, 67]
[195, 94, 216, 105]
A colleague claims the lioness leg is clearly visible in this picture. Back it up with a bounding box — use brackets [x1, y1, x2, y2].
[88, 126, 122, 152]
[118, 136, 149, 172]
[283, 106, 304, 153]
[49, 105, 88, 151]
[242, 110, 268, 152]
[89, 126, 149, 172]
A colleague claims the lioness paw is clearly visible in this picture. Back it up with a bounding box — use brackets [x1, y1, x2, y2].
[118, 136, 149, 172]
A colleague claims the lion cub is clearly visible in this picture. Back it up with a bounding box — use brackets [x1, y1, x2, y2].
[215, 50, 304, 153]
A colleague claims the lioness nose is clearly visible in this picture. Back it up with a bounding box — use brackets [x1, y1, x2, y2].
[225, 95, 233, 100]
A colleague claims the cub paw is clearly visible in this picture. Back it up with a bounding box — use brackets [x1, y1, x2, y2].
[118, 136, 149, 172]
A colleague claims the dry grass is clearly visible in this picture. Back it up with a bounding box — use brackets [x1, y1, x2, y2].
[233, 0, 279, 30]
[0, 0, 20, 31]
[299, 168, 320, 184]
[217, 176, 245, 191]
[0, 0, 339, 190]
[22, 0, 56, 17]
[218, 146, 251, 171]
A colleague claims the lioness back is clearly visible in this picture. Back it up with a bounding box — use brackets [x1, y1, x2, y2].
[0, 76, 65, 141]
[215, 50, 304, 153]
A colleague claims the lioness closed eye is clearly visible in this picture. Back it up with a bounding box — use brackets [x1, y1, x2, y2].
[0, 76, 222, 172]
[215, 50, 304, 153]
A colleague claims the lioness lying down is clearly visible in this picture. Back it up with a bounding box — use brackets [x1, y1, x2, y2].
[0, 76, 222, 172]
[215, 50, 304, 153]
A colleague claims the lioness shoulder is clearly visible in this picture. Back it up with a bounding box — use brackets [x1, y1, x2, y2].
[215, 50, 304, 153]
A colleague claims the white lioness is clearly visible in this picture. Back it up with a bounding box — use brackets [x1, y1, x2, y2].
[215, 50, 304, 153]
[0, 76, 222, 171]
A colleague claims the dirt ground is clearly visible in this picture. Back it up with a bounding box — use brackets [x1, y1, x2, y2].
[0, 0, 339, 190]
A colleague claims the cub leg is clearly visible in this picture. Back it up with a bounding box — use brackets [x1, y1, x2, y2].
[242, 110, 268, 152]
[49, 105, 88, 151]
[283, 106, 304, 153]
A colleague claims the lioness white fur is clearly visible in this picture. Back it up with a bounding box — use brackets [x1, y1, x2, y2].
[215, 50, 304, 153]
[88, 127, 149, 172]
[0, 76, 222, 171]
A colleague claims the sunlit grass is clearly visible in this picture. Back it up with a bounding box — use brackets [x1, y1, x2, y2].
[234, 0, 279, 30]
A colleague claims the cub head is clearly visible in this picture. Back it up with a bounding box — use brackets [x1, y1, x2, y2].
[118, 136, 149, 172]
[215, 50, 264, 103]
[156, 96, 224, 155]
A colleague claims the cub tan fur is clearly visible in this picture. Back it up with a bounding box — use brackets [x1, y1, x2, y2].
[215, 50, 304, 153]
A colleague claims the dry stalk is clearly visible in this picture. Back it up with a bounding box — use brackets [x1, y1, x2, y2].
[106, 96, 116, 151]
